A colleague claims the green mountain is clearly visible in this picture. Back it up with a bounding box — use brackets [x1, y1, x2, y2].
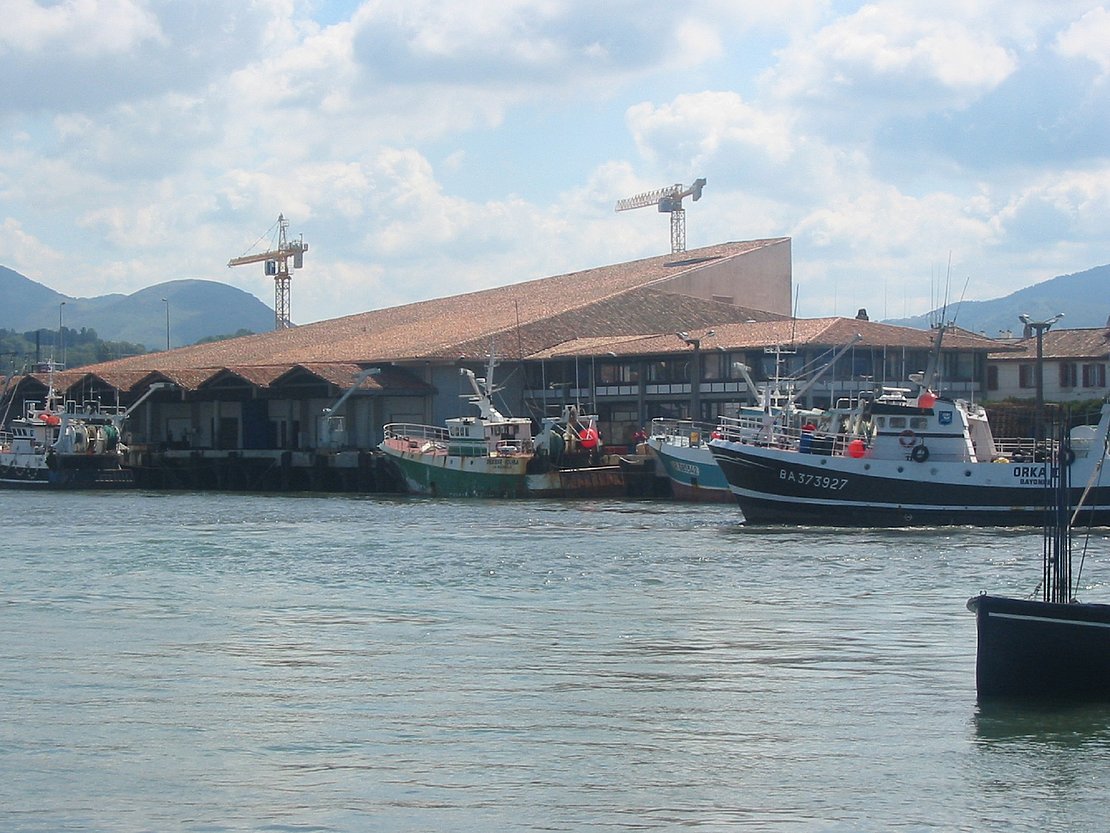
[0, 266, 276, 349]
[882, 264, 1110, 334]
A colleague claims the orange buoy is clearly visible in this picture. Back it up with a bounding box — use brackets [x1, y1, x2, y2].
[847, 439, 866, 458]
[579, 428, 599, 449]
[917, 390, 937, 408]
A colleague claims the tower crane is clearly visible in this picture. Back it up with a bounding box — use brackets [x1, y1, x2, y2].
[615, 178, 706, 254]
[227, 214, 308, 330]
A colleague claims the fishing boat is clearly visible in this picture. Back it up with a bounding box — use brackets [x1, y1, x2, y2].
[709, 383, 1110, 525]
[707, 319, 1110, 525]
[648, 419, 732, 502]
[968, 421, 1110, 699]
[648, 339, 855, 503]
[1, 387, 132, 489]
[1, 375, 173, 490]
[379, 357, 625, 498]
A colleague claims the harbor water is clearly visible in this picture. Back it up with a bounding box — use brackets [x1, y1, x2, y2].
[2, 491, 1108, 832]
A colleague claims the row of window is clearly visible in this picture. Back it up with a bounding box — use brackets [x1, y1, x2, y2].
[1009, 362, 1108, 389]
[528, 347, 976, 388]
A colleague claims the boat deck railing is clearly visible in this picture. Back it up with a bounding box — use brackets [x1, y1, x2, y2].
[991, 437, 1088, 463]
[715, 416, 854, 456]
[649, 418, 720, 448]
[383, 423, 450, 446]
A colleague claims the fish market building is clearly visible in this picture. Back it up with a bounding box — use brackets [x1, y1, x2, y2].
[2, 238, 1004, 487]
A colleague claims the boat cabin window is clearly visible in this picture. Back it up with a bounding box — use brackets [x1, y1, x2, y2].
[889, 417, 907, 429]
[910, 417, 928, 430]
[875, 417, 886, 429]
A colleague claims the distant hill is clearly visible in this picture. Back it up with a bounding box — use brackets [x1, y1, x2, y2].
[883, 264, 1110, 335]
[0, 266, 275, 349]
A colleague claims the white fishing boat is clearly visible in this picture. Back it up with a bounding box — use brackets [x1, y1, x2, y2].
[710, 384, 1110, 526]
[709, 320, 1110, 526]
[380, 356, 625, 498]
[649, 338, 856, 503]
[1, 374, 173, 489]
[1, 388, 131, 489]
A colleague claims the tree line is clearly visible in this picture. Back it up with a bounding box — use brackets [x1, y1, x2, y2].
[1, 327, 257, 377]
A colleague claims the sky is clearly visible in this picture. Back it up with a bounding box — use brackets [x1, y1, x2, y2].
[2, 1, 1108, 326]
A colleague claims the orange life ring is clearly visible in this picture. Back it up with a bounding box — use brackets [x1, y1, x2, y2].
[899, 429, 916, 447]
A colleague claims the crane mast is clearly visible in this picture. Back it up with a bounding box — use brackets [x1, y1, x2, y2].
[615, 178, 706, 253]
[227, 214, 308, 330]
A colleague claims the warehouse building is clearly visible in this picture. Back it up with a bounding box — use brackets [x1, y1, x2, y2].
[2, 237, 1004, 486]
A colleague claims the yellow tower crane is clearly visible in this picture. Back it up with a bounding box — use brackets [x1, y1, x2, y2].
[227, 214, 307, 330]
[615, 178, 706, 254]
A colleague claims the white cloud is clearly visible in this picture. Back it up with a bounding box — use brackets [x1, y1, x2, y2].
[769, 4, 1018, 114]
[0, 0, 164, 56]
[1055, 6, 1110, 76]
[1, 0, 1108, 328]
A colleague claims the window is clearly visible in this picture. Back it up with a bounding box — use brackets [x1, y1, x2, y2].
[1059, 363, 1078, 388]
[1082, 363, 1107, 388]
[852, 350, 874, 379]
[598, 362, 639, 385]
[647, 360, 681, 383]
[986, 365, 998, 391]
[943, 351, 975, 382]
[703, 352, 726, 381]
[1018, 364, 1033, 389]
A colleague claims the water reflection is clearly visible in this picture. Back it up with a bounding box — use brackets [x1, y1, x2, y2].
[973, 700, 1110, 747]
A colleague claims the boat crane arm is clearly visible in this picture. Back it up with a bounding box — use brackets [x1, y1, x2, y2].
[122, 381, 175, 418]
[732, 363, 761, 406]
[460, 367, 506, 422]
[790, 333, 863, 403]
[733, 333, 862, 416]
[323, 367, 380, 416]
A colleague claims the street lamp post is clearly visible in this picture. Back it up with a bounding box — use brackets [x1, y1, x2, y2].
[1018, 312, 1064, 441]
[161, 298, 170, 351]
[676, 330, 714, 421]
[58, 301, 66, 367]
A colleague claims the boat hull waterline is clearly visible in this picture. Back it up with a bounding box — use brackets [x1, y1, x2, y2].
[710, 442, 1110, 526]
[383, 444, 625, 499]
[649, 436, 731, 503]
[968, 594, 1110, 699]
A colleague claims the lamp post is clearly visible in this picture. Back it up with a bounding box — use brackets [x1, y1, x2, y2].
[1018, 312, 1063, 441]
[676, 329, 714, 421]
[58, 301, 66, 367]
[161, 298, 170, 351]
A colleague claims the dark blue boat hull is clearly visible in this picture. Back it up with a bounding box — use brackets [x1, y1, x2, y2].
[968, 594, 1110, 700]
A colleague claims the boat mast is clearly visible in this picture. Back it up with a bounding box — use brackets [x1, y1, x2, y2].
[919, 322, 947, 395]
[1044, 419, 1072, 605]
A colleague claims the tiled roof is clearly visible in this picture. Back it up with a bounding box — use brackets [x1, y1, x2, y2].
[532, 318, 1003, 358]
[23, 238, 1008, 397]
[988, 327, 1110, 361]
[48, 239, 788, 391]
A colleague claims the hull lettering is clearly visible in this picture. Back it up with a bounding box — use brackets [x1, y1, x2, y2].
[779, 468, 850, 491]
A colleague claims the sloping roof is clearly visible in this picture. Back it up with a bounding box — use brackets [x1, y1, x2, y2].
[44, 239, 788, 391]
[988, 327, 1110, 361]
[531, 318, 1004, 358]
